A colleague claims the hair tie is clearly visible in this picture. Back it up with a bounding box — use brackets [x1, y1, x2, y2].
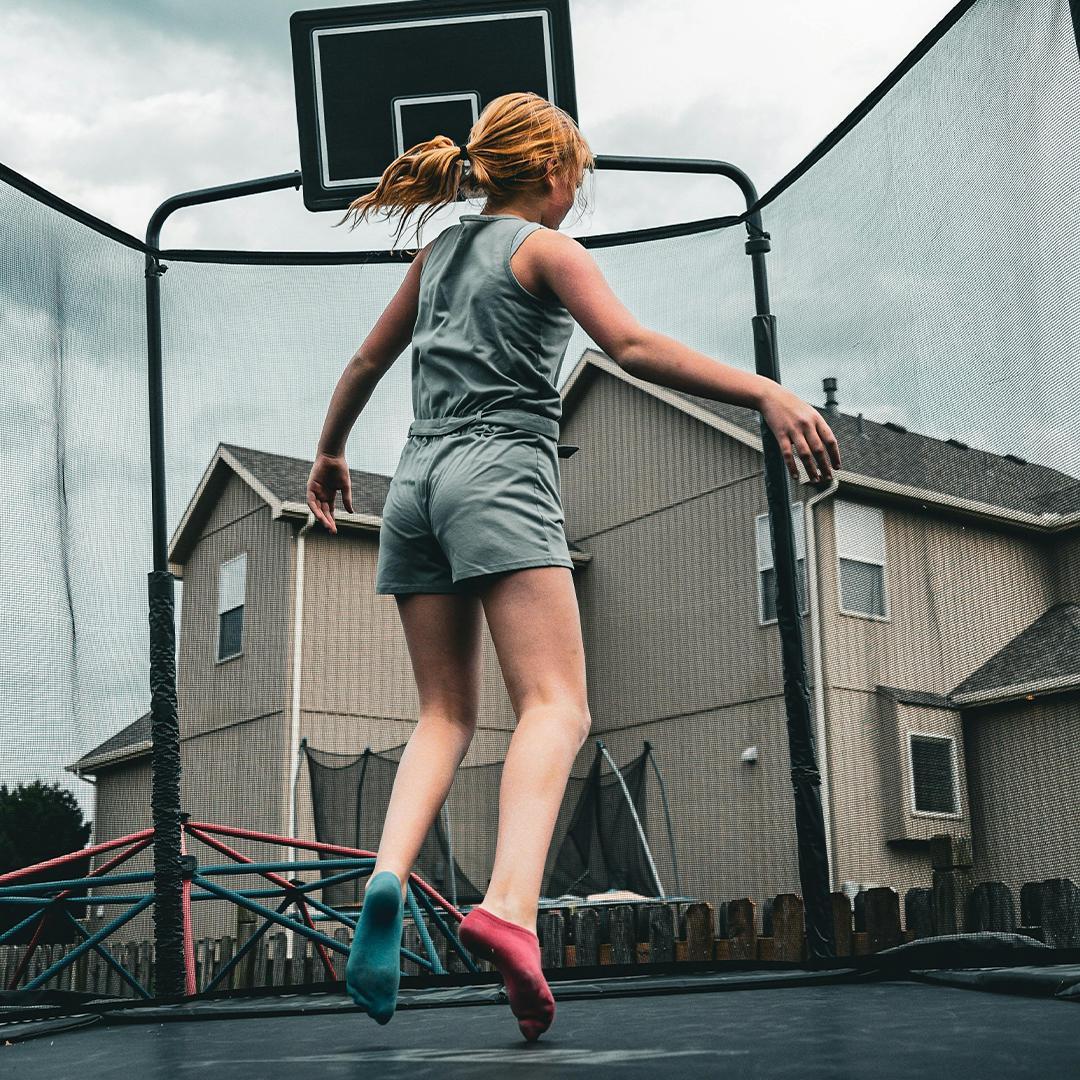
[457, 143, 470, 162]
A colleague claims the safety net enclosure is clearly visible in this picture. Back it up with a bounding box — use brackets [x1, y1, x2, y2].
[304, 739, 671, 909]
[1, 0, 1079, 1041]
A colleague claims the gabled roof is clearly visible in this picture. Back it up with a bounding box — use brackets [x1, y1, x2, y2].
[66, 711, 152, 775]
[168, 441, 592, 574]
[559, 349, 1080, 530]
[948, 601, 1080, 707]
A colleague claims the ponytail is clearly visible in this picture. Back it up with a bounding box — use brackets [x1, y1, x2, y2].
[332, 91, 595, 253]
[332, 134, 471, 253]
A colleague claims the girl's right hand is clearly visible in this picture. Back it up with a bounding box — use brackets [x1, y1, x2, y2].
[758, 383, 841, 484]
[306, 451, 354, 533]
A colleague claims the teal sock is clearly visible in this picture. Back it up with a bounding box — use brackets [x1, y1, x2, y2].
[345, 870, 404, 1023]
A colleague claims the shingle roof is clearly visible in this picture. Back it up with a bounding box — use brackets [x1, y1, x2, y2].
[948, 601, 1080, 705]
[68, 711, 151, 773]
[224, 440, 393, 518]
[674, 391, 1080, 520]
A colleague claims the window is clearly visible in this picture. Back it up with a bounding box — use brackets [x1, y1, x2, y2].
[909, 734, 958, 814]
[216, 553, 246, 662]
[756, 502, 808, 623]
[835, 499, 888, 618]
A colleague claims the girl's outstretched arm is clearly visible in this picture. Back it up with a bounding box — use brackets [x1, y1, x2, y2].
[531, 230, 841, 484]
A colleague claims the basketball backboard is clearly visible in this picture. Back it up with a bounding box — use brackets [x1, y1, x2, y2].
[290, 0, 579, 213]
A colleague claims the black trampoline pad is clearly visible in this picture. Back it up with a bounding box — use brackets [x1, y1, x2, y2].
[4, 980, 1078, 1080]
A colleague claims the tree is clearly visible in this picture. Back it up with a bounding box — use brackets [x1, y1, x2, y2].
[0, 780, 93, 945]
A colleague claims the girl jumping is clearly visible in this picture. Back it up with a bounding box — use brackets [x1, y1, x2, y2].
[305, 90, 841, 1042]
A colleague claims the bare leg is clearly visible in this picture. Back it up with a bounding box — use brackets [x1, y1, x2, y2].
[451, 566, 588, 1042]
[367, 592, 485, 900]
[475, 567, 591, 931]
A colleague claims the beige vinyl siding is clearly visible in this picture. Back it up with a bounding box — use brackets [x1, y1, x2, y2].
[176, 474, 293, 741]
[822, 688, 953, 901]
[1049, 530, 1080, 602]
[964, 694, 1080, 893]
[175, 471, 295, 935]
[84, 761, 153, 945]
[819, 497, 1063, 891]
[826, 505, 1056, 698]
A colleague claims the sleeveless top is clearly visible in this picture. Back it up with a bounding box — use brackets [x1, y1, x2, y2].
[408, 214, 575, 438]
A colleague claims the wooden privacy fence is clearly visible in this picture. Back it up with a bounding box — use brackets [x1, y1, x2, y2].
[5, 872, 1076, 997]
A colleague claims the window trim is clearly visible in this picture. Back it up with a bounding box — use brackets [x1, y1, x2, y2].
[907, 731, 962, 819]
[834, 499, 890, 622]
[756, 503, 809, 626]
[215, 552, 247, 664]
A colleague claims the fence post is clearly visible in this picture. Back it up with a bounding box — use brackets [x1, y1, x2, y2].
[727, 899, 756, 960]
[968, 882, 1016, 934]
[1039, 878, 1080, 947]
[771, 894, 806, 961]
[904, 887, 933, 940]
[269, 932, 287, 986]
[234, 904, 257, 989]
[298, 937, 311, 989]
[331, 927, 348, 982]
[830, 892, 853, 956]
[930, 834, 974, 934]
[218, 933, 235, 990]
[401, 921, 418, 975]
[647, 903, 675, 964]
[140, 940, 153, 996]
[864, 887, 902, 952]
[609, 905, 636, 965]
[538, 910, 564, 969]
[683, 902, 715, 961]
[573, 908, 600, 967]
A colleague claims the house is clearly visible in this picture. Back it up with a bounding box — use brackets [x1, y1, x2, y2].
[68, 347, 1080, 944]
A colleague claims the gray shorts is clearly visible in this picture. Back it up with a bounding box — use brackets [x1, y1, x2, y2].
[375, 413, 575, 595]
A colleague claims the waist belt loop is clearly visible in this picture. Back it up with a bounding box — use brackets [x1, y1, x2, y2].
[408, 411, 486, 437]
[481, 409, 560, 440]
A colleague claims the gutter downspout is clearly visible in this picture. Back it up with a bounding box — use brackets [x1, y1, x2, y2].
[287, 512, 317, 956]
[803, 477, 840, 892]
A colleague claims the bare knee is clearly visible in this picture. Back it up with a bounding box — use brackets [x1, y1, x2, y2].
[417, 709, 477, 737]
[520, 701, 591, 747]
[577, 708, 593, 746]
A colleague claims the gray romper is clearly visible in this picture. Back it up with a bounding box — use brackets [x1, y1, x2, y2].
[374, 213, 577, 595]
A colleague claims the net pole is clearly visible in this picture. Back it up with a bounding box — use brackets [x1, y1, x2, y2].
[643, 741, 683, 896]
[746, 231, 836, 964]
[596, 739, 665, 898]
[143, 172, 302, 998]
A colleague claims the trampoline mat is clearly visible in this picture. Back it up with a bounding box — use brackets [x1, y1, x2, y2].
[3, 971, 1078, 1079]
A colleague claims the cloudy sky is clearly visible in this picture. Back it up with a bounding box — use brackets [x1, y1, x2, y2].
[3, 0, 1077, 827]
[1, 0, 963, 247]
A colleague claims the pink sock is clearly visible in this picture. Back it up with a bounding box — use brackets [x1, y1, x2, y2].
[458, 906, 555, 1042]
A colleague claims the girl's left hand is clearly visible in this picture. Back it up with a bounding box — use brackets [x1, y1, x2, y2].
[307, 452, 354, 534]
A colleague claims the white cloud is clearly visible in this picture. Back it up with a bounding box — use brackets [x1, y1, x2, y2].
[0, 1, 964, 247]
